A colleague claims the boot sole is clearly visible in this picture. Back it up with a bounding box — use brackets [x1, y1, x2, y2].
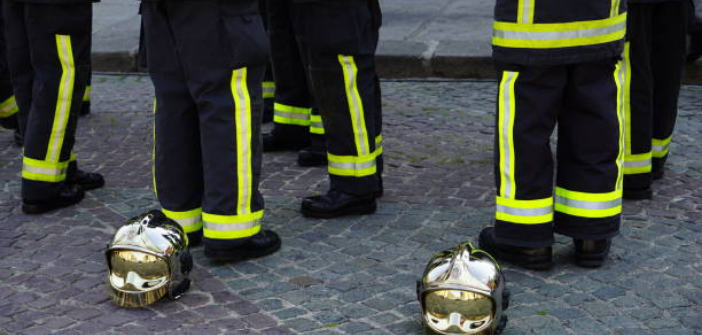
[491, 249, 552, 271]
[74, 179, 105, 192]
[301, 201, 377, 219]
[22, 193, 85, 215]
[205, 239, 281, 262]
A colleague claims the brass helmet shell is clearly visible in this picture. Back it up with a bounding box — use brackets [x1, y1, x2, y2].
[418, 243, 509, 335]
[105, 210, 192, 308]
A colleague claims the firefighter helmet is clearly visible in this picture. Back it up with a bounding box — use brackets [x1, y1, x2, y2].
[417, 242, 509, 335]
[105, 210, 193, 308]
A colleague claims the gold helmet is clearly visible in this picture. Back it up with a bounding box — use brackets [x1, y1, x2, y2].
[105, 210, 193, 308]
[417, 243, 509, 335]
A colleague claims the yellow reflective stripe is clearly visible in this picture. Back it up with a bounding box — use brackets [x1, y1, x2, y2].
[492, 13, 627, 49]
[327, 152, 377, 177]
[652, 136, 672, 158]
[232, 68, 253, 215]
[262, 82, 275, 99]
[624, 152, 652, 175]
[555, 187, 622, 218]
[83, 85, 92, 102]
[152, 98, 157, 196]
[622, 43, 632, 156]
[202, 210, 263, 239]
[611, 0, 622, 17]
[274, 103, 311, 126]
[498, 71, 518, 199]
[22, 157, 69, 182]
[0, 95, 18, 118]
[517, 0, 535, 24]
[47, 35, 76, 163]
[310, 114, 325, 134]
[375, 135, 383, 156]
[338, 55, 371, 157]
[614, 54, 626, 190]
[163, 208, 203, 233]
[495, 196, 553, 224]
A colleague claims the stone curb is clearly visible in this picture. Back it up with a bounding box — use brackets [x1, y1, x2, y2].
[92, 39, 702, 84]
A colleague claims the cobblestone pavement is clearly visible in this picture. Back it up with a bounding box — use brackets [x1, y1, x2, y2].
[1, 75, 701, 335]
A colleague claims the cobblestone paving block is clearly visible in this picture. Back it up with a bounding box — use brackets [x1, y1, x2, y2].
[0, 75, 701, 334]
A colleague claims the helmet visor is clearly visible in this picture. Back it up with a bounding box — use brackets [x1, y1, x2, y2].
[424, 290, 494, 334]
[108, 250, 170, 307]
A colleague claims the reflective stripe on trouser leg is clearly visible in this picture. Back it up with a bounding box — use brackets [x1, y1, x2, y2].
[22, 157, 69, 182]
[152, 98, 157, 196]
[498, 71, 518, 199]
[262, 81, 275, 99]
[652, 136, 671, 159]
[163, 208, 203, 234]
[621, 42, 652, 176]
[492, 14, 627, 49]
[496, 197, 553, 224]
[0, 95, 19, 118]
[83, 85, 91, 102]
[555, 188, 622, 218]
[517, 0, 534, 24]
[273, 103, 311, 126]
[614, 56, 626, 190]
[329, 55, 375, 178]
[310, 114, 325, 135]
[203, 68, 262, 240]
[23, 35, 75, 183]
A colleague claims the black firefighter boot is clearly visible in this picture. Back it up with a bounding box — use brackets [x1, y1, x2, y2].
[67, 161, 105, 191]
[204, 230, 282, 262]
[573, 238, 612, 268]
[478, 227, 553, 271]
[22, 183, 85, 215]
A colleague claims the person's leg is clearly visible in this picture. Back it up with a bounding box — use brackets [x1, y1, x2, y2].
[0, 2, 18, 131]
[622, 3, 655, 199]
[555, 58, 623, 268]
[19, 2, 92, 213]
[479, 64, 564, 271]
[294, 1, 382, 218]
[650, 1, 689, 179]
[3, 0, 31, 146]
[259, 0, 275, 123]
[141, 1, 205, 245]
[168, 0, 279, 260]
[264, 0, 313, 151]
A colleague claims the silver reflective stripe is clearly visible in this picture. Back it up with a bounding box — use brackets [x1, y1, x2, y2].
[500, 72, 517, 198]
[22, 164, 66, 176]
[204, 220, 260, 232]
[48, 35, 75, 162]
[328, 159, 376, 171]
[496, 204, 552, 217]
[555, 196, 621, 210]
[340, 56, 369, 156]
[311, 122, 324, 130]
[274, 109, 310, 120]
[624, 159, 651, 168]
[493, 22, 626, 42]
[652, 143, 669, 153]
[173, 217, 201, 228]
[233, 69, 251, 215]
[520, 0, 533, 24]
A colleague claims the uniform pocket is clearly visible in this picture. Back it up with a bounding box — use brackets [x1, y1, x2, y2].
[219, 0, 270, 69]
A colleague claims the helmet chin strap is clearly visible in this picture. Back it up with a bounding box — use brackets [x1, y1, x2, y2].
[171, 278, 191, 300]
